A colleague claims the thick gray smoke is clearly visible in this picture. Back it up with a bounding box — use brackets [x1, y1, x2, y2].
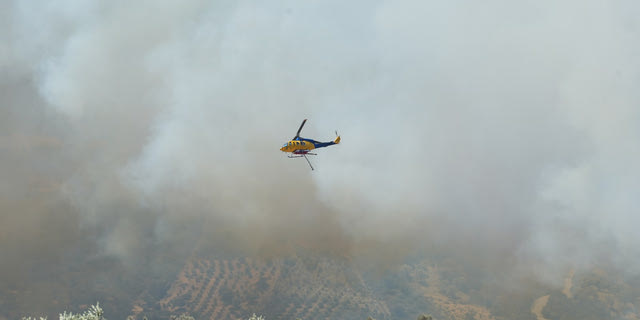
[2, 0, 640, 308]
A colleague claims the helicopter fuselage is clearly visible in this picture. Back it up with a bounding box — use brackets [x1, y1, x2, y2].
[280, 138, 316, 153]
[281, 119, 340, 170]
[280, 137, 339, 153]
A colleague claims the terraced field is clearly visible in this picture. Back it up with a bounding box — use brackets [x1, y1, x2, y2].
[126, 253, 640, 320]
[156, 255, 390, 320]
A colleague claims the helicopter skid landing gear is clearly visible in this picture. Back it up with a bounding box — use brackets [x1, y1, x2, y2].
[287, 153, 315, 170]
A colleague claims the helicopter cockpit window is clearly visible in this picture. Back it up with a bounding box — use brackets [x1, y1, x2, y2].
[283, 143, 288, 148]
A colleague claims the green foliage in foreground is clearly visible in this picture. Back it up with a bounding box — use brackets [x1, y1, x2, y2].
[169, 314, 195, 320]
[22, 303, 431, 320]
[59, 303, 105, 320]
[246, 314, 265, 320]
[21, 303, 105, 320]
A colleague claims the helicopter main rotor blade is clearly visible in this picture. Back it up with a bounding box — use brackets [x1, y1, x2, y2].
[293, 119, 307, 139]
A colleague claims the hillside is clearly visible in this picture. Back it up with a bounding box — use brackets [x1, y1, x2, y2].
[5, 242, 640, 320]
[122, 251, 640, 320]
[133, 254, 390, 320]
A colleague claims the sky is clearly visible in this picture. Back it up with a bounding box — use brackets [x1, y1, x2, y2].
[2, 0, 640, 304]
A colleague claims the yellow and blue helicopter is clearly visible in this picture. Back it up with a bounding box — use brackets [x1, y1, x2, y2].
[280, 119, 340, 170]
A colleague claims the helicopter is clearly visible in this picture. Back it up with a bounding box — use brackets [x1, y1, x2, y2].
[280, 119, 340, 170]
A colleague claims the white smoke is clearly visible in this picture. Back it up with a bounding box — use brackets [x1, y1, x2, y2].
[3, 0, 640, 288]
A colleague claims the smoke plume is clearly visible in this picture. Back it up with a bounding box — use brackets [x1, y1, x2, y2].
[2, 0, 640, 315]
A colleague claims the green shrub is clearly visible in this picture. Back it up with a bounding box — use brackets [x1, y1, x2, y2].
[170, 314, 195, 320]
[246, 314, 265, 320]
[59, 303, 104, 320]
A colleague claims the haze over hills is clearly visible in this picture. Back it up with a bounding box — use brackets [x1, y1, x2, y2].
[5, 235, 640, 320]
[2, 0, 640, 319]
